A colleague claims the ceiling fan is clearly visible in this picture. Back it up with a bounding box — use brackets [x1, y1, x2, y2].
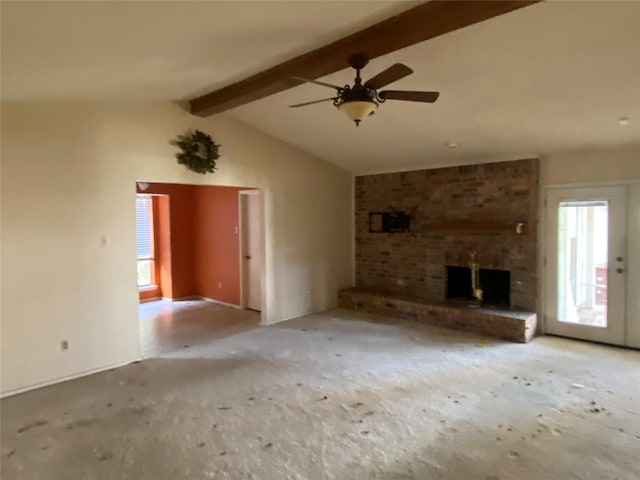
[289, 53, 439, 126]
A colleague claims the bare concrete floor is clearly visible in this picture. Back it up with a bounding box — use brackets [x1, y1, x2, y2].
[2, 309, 639, 479]
[139, 299, 261, 357]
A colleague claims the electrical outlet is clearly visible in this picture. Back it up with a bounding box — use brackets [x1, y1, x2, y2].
[218, 282, 222, 289]
[61, 340, 69, 351]
[100, 235, 109, 247]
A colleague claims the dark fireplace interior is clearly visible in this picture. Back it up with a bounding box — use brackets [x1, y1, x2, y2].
[446, 266, 511, 307]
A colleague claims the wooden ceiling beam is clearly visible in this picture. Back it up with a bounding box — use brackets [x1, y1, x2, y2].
[190, 1, 540, 117]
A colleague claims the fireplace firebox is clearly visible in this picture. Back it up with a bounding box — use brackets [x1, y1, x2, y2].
[446, 266, 510, 306]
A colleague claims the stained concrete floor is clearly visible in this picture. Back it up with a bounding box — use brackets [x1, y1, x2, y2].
[139, 299, 261, 357]
[2, 308, 639, 480]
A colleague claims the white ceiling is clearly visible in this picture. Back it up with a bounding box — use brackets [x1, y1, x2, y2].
[1, 0, 413, 101]
[230, 1, 640, 173]
[2, 1, 639, 174]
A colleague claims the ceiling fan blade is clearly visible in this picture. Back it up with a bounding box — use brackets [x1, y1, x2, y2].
[288, 97, 337, 108]
[379, 90, 440, 103]
[291, 77, 341, 90]
[364, 63, 413, 90]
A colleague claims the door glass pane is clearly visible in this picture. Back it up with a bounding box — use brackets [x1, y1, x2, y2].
[557, 200, 608, 327]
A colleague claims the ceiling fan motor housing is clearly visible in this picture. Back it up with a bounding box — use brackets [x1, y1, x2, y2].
[335, 86, 378, 106]
[348, 53, 370, 71]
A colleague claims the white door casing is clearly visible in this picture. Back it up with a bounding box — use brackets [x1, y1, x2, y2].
[240, 190, 263, 312]
[545, 186, 627, 346]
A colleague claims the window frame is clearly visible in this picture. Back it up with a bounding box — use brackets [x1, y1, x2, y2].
[136, 194, 157, 290]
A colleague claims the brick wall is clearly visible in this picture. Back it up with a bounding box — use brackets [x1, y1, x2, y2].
[355, 158, 539, 311]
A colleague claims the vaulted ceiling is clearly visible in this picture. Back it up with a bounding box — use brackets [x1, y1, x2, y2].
[1, 1, 414, 101]
[2, 1, 639, 174]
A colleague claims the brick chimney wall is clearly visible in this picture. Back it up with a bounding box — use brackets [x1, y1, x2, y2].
[354, 158, 539, 311]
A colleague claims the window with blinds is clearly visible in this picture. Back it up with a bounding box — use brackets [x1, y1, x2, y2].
[136, 195, 155, 287]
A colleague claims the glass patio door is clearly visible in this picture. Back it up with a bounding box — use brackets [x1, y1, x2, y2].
[546, 186, 627, 345]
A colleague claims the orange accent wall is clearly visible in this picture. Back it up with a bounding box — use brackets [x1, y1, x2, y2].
[194, 186, 245, 305]
[139, 183, 196, 298]
[166, 185, 197, 298]
[136, 183, 249, 305]
[156, 195, 173, 298]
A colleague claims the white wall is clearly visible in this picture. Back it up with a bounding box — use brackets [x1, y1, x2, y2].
[539, 144, 640, 345]
[541, 144, 640, 185]
[626, 184, 640, 348]
[0, 101, 354, 395]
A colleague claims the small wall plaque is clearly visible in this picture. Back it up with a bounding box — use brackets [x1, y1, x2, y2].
[369, 211, 412, 233]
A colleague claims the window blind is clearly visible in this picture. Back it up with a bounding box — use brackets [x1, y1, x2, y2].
[136, 195, 153, 259]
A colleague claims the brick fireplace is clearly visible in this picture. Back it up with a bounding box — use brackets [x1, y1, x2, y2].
[446, 266, 511, 306]
[354, 158, 539, 312]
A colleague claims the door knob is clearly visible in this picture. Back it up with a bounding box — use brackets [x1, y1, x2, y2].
[245, 255, 251, 260]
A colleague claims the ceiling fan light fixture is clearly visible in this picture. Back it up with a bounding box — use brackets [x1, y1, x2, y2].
[338, 100, 378, 126]
[291, 55, 439, 126]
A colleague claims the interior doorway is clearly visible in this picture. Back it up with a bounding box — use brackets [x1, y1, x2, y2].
[135, 182, 263, 357]
[544, 184, 639, 347]
[239, 190, 263, 312]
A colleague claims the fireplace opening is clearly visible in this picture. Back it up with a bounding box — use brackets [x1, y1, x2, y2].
[446, 266, 510, 307]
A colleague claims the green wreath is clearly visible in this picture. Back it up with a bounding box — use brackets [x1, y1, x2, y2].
[175, 129, 220, 174]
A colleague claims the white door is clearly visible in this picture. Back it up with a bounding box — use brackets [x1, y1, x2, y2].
[545, 186, 627, 345]
[241, 192, 262, 311]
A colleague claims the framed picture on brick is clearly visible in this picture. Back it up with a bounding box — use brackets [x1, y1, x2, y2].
[369, 211, 411, 233]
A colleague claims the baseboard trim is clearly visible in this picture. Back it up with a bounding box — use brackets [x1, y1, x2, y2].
[160, 296, 242, 309]
[3, 306, 330, 397]
[0, 356, 142, 399]
[140, 296, 162, 303]
[170, 295, 201, 301]
[198, 296, 242, 309]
